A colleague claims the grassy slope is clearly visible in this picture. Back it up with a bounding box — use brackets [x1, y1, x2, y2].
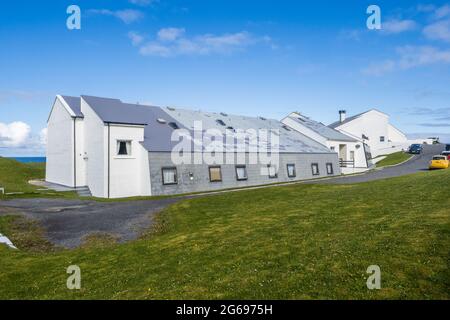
[0, 169, 449, 299]
[375, 152, 413, 168]
[0, 157, 78, 199]
[0, 157, 45, 193]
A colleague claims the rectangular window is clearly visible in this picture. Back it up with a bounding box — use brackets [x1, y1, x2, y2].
[235, 165, 248, 181]
[267, 164, 278, 178]
[350, 151, 355, 160]
[209, 166, 222, 182]
[117, 140, 132, 156]
[380, 136, 385, 142]
[311, 163, 320, 176]
[330, 146, 335, 151]
[287, 164, 296, 178]
[162, 167, 177, 185]
[326, 163, 334, 175]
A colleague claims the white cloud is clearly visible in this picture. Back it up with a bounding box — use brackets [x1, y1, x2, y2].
[88, 9, 144, 24]
[157, 27, 185, 42]
[434, 4, 450, 19]
[423, 19, 450, 42]
[0, 122, 31, 147]
[396, 45, 450, 68]
[362, 46, 450, 76]
[39, 128, 47, 146]
[137, 28, 268, 57]
[417, 4, 436, 13]
[362, 60, 396, 76]
[382, 19, 418, 34]
[129, 0, 154, 6]
[139, 42, 172, 57]
[128, 31, 144, 46]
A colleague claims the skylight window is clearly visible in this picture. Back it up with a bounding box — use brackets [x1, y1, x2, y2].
[220, 112, 228, 117]
[216, 119, 226, 126]
[166, 107, 176, 111]
[168, 122, 180, 130]
[282, 125, 291, 131]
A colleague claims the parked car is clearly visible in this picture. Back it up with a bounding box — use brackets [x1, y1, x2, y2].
[409, 144, 423, 154]
[441, 151, 450, 160]
[429, 155, 449, 170]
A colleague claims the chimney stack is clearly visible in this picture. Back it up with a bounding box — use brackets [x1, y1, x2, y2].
[339, 110, 346, 123]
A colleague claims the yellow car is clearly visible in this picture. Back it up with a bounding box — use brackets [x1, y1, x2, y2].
[429, 155, 449, 170]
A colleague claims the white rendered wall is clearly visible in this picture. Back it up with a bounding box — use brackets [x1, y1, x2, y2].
[334, 110, 392, 158]
[46, 99, 75, 187]
[387, 124, 407, 143]
[81, 98, 107, 198]
[108, 124, 151, 198]
[327, 140, 368, 168]
[74, 118, 86, 187]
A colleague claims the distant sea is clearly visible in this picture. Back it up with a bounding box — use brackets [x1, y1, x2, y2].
[9, 157, 46, 163]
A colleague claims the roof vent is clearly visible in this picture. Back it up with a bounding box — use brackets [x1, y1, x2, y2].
[167, 106, 176, 111]
[216, 119, 226, 126]
[168, 122, 180, 130]
[156, 118, 166, 124]
[259, 116, 267, 120]
[220, 112, 228, 117]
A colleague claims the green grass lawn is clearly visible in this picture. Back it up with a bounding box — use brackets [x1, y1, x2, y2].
[0, 169, 449, 299]
[0, 157, 45, 193]
[375, 152, 413, 168]
[0, 157, 78, 199]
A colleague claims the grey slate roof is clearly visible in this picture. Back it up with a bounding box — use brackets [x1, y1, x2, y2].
[287, 113, 356, 142]
[76, 95, 333, 154]
[81, 95, 187, 152]
[61, 95, 83, 118]
[163, 107, 333, 153]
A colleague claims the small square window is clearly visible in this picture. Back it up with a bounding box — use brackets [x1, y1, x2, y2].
[326, 163, 334, 175]
[209, 166, 222, 182]
[311, 163, 320, 176]
[287, 164, 296, 178]
[162, 167, 177, 185]
[117, 140, 131, 156]
[235, 165, 248, 181]
[380, 136, 385, 142]
[267, 164, 278, 178]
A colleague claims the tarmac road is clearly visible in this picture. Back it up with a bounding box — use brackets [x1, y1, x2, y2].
[310, 143, 444, 184]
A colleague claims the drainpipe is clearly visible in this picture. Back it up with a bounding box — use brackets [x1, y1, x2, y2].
[107, 123, 110, 199]
[73, 117, 77, 189]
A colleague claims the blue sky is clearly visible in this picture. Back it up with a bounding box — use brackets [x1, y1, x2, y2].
[1, 0, 450, 156]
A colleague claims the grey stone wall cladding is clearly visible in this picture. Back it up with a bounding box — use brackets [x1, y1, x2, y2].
[149, 152, 340, 195]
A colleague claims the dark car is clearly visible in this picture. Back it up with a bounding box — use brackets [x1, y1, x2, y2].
[442, 151, 450, 161]
[409, 144, 423, 154]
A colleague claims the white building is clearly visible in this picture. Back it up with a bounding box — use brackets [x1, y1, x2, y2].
[282, 112, 371, 174]
[329, 109, 409, 158]
[46, 95, 340, 198]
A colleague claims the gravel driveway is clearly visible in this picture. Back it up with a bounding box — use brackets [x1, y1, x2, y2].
[0, 198, 180, 248]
